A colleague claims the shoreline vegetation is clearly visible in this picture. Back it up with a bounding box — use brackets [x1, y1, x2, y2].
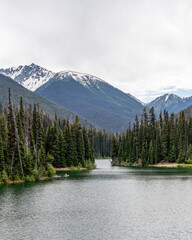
[0, 165, 96, 185]
[0, 162, 96, 185]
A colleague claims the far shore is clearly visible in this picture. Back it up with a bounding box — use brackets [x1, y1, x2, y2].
[152, 162, 179, 167]
[150, 162, 192, 168]
[55, 167, 88, 171]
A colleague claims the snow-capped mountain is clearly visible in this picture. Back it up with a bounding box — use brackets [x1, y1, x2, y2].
[0, 63, 144, 131]
[0, 63, 113, 92]
[146, 93, 192, 114]
[0, 63, 54, 91]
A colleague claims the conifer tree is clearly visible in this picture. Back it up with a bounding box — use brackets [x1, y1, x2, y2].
[0, 135, 5, 172]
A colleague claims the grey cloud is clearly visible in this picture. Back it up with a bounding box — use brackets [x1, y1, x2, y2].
[1, 0, 192, 102]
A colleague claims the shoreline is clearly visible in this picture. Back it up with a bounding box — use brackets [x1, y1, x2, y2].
[0, 176, 55, 186]
[0, 167, 96, 185]
[54, 167, 87, 171]
[151, 162, 179, 167]
[112, 161, 192, 168]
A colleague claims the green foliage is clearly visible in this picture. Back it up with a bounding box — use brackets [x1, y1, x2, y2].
[70, 166, 79, 171]
[47, 153, 54, 163]
[86, 159, 96, 170]
[1, 170, 8, 184]
[25, 175, 35, 182]
[184, 158, 192, 164]
[78, 162, 82, 169]
[33, 168, 40, 181]
[47, 163, 56, 177]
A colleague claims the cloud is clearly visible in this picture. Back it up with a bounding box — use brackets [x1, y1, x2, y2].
[1, 0, 192, 102]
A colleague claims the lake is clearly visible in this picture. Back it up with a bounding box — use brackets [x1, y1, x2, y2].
[1, 159, 192, 240]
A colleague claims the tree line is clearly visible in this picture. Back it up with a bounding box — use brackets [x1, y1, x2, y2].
[0, 89, 95, 183]
[111, 107, 192, 166]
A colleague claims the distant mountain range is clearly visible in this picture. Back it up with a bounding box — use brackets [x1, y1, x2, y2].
[1, 63, 192, 131]
[146, 93, 192, 115]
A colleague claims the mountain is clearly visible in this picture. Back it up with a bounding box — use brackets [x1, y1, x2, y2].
[0, 63, 54, 91]
[36, 71, 144, 132]
[0, 63, 144, 132]
[146, 93, 192, 115]
[0, 73, 80, 122]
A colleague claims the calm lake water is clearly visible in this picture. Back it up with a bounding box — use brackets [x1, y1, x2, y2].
[1, 160, 192, 240]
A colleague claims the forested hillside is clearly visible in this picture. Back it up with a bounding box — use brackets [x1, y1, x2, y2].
[0, 73, 83, 123]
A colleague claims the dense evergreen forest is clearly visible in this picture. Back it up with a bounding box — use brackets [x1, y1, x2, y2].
[111, 107, 192, 166]
[0, 89, 95, 183]
[92, 129, 112, 158]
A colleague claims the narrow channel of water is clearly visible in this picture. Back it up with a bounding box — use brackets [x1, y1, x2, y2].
[1, 160, 192, 240]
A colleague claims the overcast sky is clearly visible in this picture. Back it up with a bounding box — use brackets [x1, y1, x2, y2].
[1, 0, 192, 102]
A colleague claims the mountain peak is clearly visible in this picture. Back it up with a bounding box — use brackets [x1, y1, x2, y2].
[0, 64, 54, 91]
[146, 93, 192, 115]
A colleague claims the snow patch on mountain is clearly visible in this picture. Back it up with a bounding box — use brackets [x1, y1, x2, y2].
[165, 94, 169, 102]
[56, 71, 109, 89]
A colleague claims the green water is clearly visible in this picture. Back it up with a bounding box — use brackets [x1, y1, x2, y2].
[1, 160, 192, 240]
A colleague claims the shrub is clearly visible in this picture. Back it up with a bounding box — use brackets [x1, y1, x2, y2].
[13, 174, 21, 182]
[25, 175, 31, 182]
[185, 158, 192, 164]
[1, 170, 8, 184]
[30, 175, 35, 182]
[25, 175, 35, 182]
[47, 154, 54, 163]
[70, 166, 78, 171]
[78, 163, 82, 170]
[86, 159, 96, 170]
[33, 168, 40, 181]
[47, 163, 56, 177]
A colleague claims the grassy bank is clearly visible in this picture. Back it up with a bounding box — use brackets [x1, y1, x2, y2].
[55, 167, 87, 171]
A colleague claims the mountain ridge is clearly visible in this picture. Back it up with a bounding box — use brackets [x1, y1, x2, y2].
[146, 93, 192, 115]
